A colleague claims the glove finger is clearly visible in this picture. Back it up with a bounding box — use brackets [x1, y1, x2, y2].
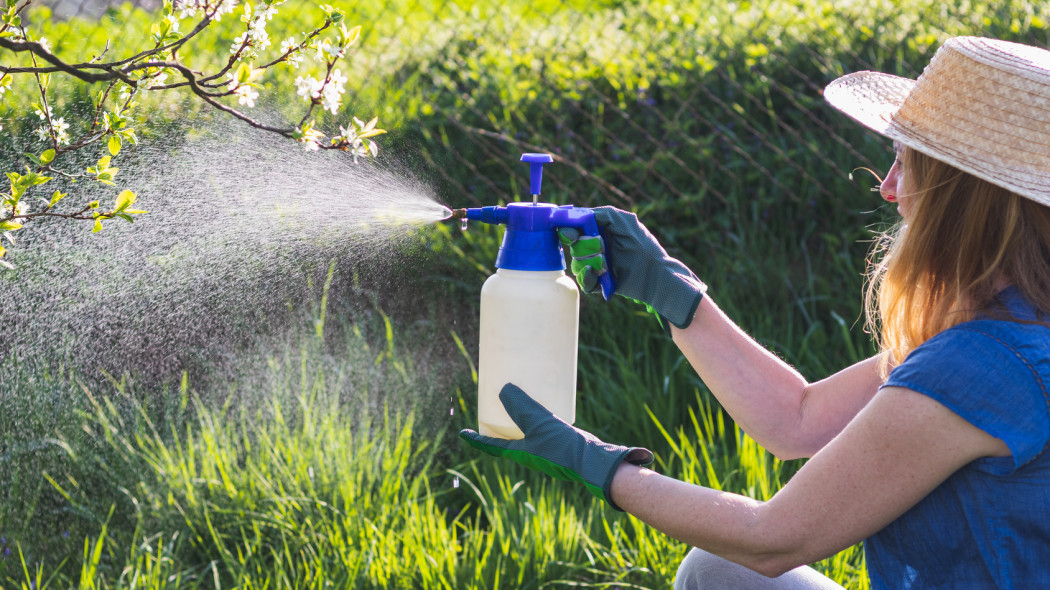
[498, 383, 560, 435]
[570, 253, 605, 280]
[580, 266, 602, 294]
[557, 227, 581, 246]
[568, 235, 603, 257]
[459, 428, 515, 457]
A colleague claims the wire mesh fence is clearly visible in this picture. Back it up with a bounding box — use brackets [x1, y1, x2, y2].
[11, 0, 1048, 222]
[3, 0, 1047, 379]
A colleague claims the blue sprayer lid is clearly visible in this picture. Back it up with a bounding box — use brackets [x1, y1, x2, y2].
[496, 202, 566, 271]
[458, 153, 617, 298]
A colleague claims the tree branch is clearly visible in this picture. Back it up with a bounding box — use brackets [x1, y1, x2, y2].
[0, 37, 139, 85]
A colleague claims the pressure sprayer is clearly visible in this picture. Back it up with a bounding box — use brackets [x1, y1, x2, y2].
[450, 153, 615, 439]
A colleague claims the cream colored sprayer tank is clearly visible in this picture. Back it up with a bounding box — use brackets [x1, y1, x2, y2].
[478, 268, 579, 439]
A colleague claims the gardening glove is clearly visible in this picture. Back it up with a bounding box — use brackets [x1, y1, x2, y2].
[558, 206, 707, 330]
[459, 383, 654, 511]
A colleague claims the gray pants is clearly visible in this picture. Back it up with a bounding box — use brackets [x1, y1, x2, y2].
[674, 549, 847, 590]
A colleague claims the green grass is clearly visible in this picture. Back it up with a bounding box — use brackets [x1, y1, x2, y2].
[0, 281, 869, 588]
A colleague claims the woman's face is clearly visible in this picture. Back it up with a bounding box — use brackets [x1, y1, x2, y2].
[880, 143, 915, 220]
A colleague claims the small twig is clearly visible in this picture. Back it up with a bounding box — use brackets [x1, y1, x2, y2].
[89, 39, 111, 63]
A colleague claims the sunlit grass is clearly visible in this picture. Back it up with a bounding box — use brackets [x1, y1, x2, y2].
[0, 301, 867, 588]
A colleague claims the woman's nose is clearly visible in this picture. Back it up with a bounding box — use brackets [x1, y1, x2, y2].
[879, 183, 897, 203]
[880, 163, 899, 203]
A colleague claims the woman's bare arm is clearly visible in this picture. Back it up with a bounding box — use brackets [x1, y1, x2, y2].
[672, 295, 886, 459]
[610, 386, 1010, 576]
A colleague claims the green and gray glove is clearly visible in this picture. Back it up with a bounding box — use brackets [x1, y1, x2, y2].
[558, 206, 707, 330]
[459, 383, 654, 511]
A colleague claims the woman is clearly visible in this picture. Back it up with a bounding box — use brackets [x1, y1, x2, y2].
[460, 36, 1050, 588]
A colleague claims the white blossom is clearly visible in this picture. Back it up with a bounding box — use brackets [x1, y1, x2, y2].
[252, 28, 271, 51]
[178, 0, 239, 21]
[259, 4, 278, 21]
[320, 69, 347, 114]
[145, 72, 169, 89]
[315, 38, 340, 61]
[37, 37, 52, 53]
[282, 38, 304, 67]
[53, 118, 70, 145]
[230, 32, 248, 55]
[235, 85, 259, 107]
[34, 104, 53, 120]
[295, 75, 322, 100]
[298, 126, 324, 151]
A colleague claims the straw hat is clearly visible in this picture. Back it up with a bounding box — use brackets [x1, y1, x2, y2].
[824, 36, 1050, 207]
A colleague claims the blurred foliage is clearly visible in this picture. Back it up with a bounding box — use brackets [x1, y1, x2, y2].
[3, 0, 1049, 587]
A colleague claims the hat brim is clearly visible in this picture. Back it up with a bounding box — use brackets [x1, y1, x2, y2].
[824, 71, 916, 138]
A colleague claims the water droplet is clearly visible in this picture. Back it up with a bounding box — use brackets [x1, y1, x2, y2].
[460, 218, 468, 231]
[453, 476, 460, 489]
[449, 406, 454, 416]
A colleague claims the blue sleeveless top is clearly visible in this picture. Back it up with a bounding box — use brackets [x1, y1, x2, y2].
[867, 286, 1050, 589]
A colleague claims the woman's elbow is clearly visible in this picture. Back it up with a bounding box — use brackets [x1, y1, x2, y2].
[723, 547, 814, 579]
[750, 555, 809, 579]
[757, 437, 821, 461]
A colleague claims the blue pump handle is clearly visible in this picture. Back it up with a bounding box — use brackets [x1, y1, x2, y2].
[521, 153, 553, 196]
[549, 207, 616, 301]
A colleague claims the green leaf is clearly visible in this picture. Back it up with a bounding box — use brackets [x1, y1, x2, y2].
[116, 213, 134, 223]
[235, 62, 252, 85]
[25, 171, 51, 186]
[40, 149, 56, 165]
[342, 24, 361, 46]
[0, 220, 23, 231]
[108, 135, 121, 156]
[114, 189, 135, 212]
[97, 156, 111, 169]
[93, 218, 103, 233]
[48, 190, 67, 208]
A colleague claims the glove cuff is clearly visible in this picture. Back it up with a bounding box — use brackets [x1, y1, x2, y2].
[657, 272, 707, 330]
[601, 447, 655, 511]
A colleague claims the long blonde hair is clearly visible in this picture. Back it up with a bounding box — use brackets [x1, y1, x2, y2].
[865, 146, 1050, 374]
